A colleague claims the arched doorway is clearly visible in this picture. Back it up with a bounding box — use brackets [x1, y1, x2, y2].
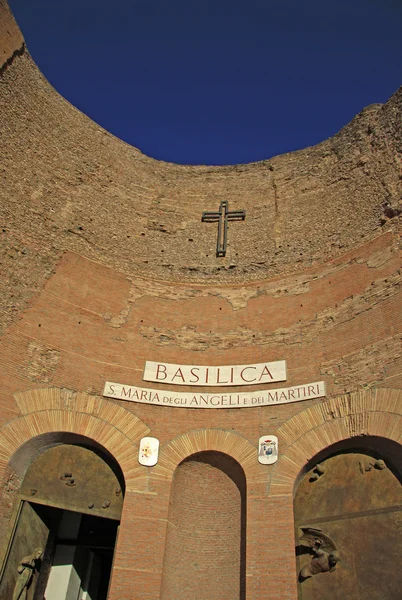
[294, 437, 402, 600]
[161, 451, 247, 600]
[0, 443, 124, 600]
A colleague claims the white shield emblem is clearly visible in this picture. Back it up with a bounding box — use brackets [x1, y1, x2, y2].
[258, 435, 278, 464]
[138, 437, 160, 466]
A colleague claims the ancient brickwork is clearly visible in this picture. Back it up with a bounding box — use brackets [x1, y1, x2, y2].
[160, 453, 246, 600]
[0, 2, 401, 599]
[1, 1, 402, 336]
[0, 0, 23, 71]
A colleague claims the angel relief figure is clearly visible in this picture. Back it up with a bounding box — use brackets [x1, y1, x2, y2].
[298, 528, 340, 582]
[13, 548, 43, 600]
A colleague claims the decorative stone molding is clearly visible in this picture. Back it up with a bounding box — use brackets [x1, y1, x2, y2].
[270, 388, 402, 497]
[0, 388, 150, 490]
[153, 428, 261, 483]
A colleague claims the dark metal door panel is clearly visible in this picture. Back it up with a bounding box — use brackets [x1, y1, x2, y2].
[20, 444, 123, 520]
[0, 502, 50, 600]
[353, 511, 402, 600]
[295, 451, 402, 600]
[297, 519, 356, 600]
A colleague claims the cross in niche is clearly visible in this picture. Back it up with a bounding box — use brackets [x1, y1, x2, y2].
[202, 200, 246, 257]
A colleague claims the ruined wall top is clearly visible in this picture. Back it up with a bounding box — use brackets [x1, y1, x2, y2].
[0, 0, 401, 334]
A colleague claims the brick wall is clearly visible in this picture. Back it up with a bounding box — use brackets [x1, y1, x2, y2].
[160, 452, 246, 600]
[0, 2, 401, 598]
[0, 0, 401, 337]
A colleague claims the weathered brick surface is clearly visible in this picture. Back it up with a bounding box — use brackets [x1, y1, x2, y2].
[160, 453, 246, 600]
[0, 2, 401, 598]
[1, 0, 402, 335]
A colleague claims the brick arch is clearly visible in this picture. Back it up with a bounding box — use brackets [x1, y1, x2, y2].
[153, 428, 261, 483]
[270, 388, 402, 497]
[156, 433, 255, 600]
[160, 450, 247, 600]
[259, 387, 402, 599]
[0, 387, 150, 490]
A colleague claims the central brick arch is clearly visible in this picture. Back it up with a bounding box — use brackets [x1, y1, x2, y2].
[149, 429, 268, 600]
[153, 428, 261, 483]
[160, 450, 247, 600]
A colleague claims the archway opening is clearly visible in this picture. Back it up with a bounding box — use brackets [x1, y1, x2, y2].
[0, 442, 124, 600]
[294, 436, 402, 600]
[161, 451, 247, 600]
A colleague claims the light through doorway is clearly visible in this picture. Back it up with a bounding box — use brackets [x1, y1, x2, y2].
[0, 443, 124, 600]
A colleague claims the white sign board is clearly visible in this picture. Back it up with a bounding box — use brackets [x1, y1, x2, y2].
[258, 435, 278, 464]
[103, 381, 325, 409]
[143, 360, 287, 387]
[138, 437, 159, 466]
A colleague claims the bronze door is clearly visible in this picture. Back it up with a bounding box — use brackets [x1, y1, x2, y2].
[0, 444, 124, 599]
[294, 450, 402, 600]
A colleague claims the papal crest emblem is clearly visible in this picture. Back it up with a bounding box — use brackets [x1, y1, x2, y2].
[138, 437, 160, 466]
[258, 435, 278, 464]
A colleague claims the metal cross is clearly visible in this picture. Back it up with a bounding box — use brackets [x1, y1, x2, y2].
[202, 200, 246, 257]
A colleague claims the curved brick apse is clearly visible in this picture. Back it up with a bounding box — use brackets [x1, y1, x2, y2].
[1, 0, 402, 331]
[0, 2, 401, 599]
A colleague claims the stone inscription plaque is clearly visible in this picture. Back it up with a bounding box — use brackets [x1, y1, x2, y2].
[103, 381, 325, 408]
[143, 360, 287, 387]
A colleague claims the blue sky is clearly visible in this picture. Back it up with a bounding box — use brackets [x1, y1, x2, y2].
[9, 0, 402, 165]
